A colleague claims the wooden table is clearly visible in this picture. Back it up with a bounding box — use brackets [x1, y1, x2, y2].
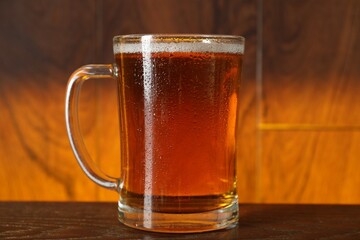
[0, 202, 359, 239]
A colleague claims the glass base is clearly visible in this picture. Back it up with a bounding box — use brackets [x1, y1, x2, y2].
[117, 199, 239, 233]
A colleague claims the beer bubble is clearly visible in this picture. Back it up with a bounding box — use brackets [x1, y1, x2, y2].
[114, 42, 244, 54]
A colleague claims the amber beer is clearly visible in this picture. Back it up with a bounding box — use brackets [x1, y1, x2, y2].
[115, 43, 243, 213]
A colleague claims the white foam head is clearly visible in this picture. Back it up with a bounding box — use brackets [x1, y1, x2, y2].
[114, 37, 244, 54]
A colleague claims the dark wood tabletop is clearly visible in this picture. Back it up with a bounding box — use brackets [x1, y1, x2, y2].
[0, 202, 359, 239]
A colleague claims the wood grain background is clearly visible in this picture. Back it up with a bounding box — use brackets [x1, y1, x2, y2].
[0, 0, 359, 203]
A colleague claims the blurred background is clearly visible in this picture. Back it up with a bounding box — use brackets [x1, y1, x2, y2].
[0, 0, 359, 203]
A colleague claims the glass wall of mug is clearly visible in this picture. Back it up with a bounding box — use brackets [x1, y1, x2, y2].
[66, 34, 245, 233]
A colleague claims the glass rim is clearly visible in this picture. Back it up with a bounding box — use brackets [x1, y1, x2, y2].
[113, 34, 245, 54]
[114, 34, 245, 43]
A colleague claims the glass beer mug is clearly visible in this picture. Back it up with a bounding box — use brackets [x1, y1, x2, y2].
[65, 34, 245, 233]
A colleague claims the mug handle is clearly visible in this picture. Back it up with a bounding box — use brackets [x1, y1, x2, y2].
[65, 64, 120, 191]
